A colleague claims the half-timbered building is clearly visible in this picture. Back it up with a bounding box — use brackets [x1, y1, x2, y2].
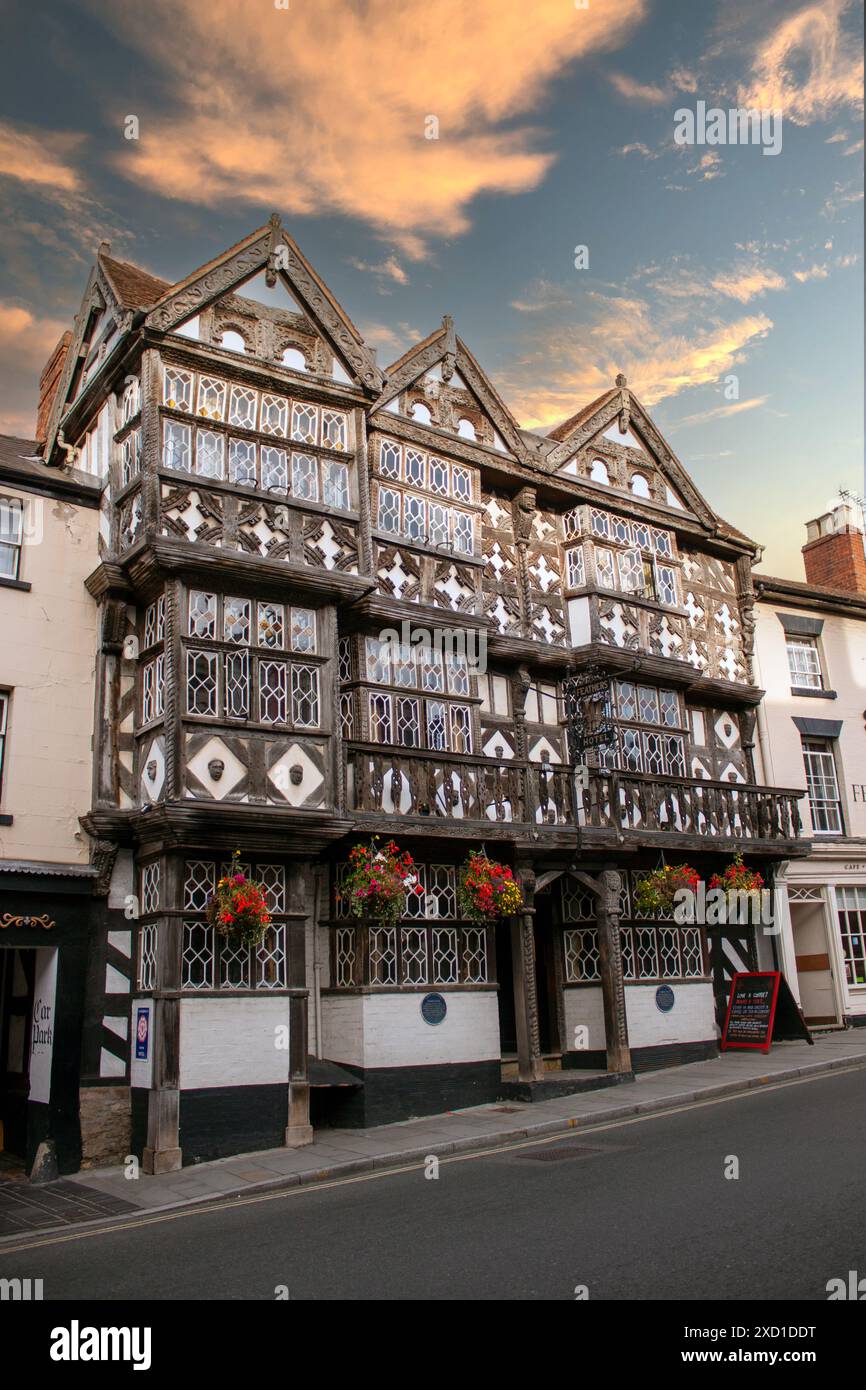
[27, 217, 805, 1169]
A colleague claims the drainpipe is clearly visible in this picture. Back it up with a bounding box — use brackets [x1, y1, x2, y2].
[312, 865, 324, 1059]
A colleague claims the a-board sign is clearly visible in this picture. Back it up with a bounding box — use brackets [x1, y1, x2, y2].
[721, 971, 813, 1053]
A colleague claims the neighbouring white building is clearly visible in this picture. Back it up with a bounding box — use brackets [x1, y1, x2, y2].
[754, 499, 866, 1029]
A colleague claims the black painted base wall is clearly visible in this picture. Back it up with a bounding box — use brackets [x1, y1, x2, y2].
[312, 1060, 501, 1129]
[179, 1085, 289, 1164]
[562, 1039, 719, 1073]
[845, 1014, 866, 1028]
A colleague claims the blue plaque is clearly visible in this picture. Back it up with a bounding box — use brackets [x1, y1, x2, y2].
[655, 985, 675, 1013]
[421, 992, 447, 1026]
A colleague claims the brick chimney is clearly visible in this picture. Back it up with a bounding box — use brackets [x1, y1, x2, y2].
[802, 500, 866, 595]
[35, 330, 72, 446]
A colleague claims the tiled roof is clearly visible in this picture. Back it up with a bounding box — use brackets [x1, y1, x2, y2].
[0, 433, 101, 502]
[546, 388, 619, 442]
[100, 254, 172, 310]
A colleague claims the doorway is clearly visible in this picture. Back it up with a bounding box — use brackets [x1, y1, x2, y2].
[495, 900, 561, 1058]
[0, 949, 35, 1166]
[791, 899, 840, 1025]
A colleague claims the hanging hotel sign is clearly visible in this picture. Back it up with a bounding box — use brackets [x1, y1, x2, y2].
[561, 668, 615, 761]
[0, 913, 55, 930]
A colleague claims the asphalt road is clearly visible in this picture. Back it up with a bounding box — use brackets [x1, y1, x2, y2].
[2, 1067, 865, 1301]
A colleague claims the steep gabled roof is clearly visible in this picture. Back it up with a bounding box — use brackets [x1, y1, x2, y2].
[144, 216, 383, 391]
[99, 254, 172, 310]
[547, 388, 619, 443]
[373, 318, 531, 463]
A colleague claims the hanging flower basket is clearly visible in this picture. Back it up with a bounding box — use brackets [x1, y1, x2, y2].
[634, 864, 700, 918]
[341, 838, 421, 927]
[709, 853, 764, 903]
[458, 852, 524, 925]
[206, 851, 272, 947]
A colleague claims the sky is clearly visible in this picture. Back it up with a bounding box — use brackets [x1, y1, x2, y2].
[0, 0, 862, 577]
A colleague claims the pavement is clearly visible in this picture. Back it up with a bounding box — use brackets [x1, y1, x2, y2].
[2, 1030, 866, 1245]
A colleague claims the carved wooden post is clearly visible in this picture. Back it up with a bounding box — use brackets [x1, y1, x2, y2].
[512, 866, 544, 1082]
[597, 869, 632, 1074]
[143, 852, 183, 1174]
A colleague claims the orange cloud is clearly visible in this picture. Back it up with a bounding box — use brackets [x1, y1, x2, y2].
[0, 121, 84, 192]
[93, 0, 648, 252]
[498, 295, 773, 428]
[738, 0, 864, 125]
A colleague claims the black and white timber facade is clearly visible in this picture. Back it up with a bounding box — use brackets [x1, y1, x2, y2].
[17, 217, 810, 1171]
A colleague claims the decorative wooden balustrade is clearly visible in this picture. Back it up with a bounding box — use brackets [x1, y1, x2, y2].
[345, 745, 804, 845]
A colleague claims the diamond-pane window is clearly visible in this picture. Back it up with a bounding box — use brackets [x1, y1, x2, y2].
[141, 862, 160, 914]
[122, 430, 141, 486]
[665, 734, 686, 777]
[633, 521, 651, 550]
[340, 691, 354, 738]
[427, 700, 447, 751]
[291, 403, 318, 444]
[196, 429, 225, 479]
[322, 459, 349, 509]
[452, 466, 472, 502]
[563, 507, 582, 539]
[335, 927, 356, 986]
[144, 595, 165, 649]
[229, 437, 257, 486]
[447, 652, 469, 695]
[377, 487, 400, 533]
[257, 602, 284, 649]
[224, 650, 249, 719]
[138, 923, 157, 991]
[396, 696, 420, 747]
[197, 376, 226, 420]
[617, 680, 637, 720]
[228, 385, 257, 430]
[388, 644, 412, 688]
[428, 866, 457, 919]
[257, 923, 286, 988]
[292, 452, 318, 501]
[405, 449, 425, 487]
[219, 938, 250, 989]
[659, 689, 680, 727]
[259, 661, 288, 724]
[187, 649, 218, 715]
[590, 508, 610, 539]
[291, 665, 319, 727]
[260, 394, 288, 437]
[163, 420, 191, 471]
[290, 608, 316, 654]
[429, 503, 449, 546]
[188, 590, 216, 639]
[405, 493, 426, 541]
[453, 511, 473, 555]
[595, 547, 616, 588]
[642, 731, 665, 776]
[369, 692, 392, 742]
[321, 409, 347, 450]
[450, 704, 472, 753]
[163, 367, 193, 411]
[656, 563, 677, 607]
[184, 860, 214, 910]
[402, 927, 428, 984]
[653, 528, 673, 558]
[365, 637, 391, 683]
[418, 645, 445, 692]
[638, 686, 660, 723]
[182, 922, 214, 989]
[142, 659, 157, 721]
[224, 597, 251, 644]
[432, 927, 459, 984]
[338, 636, 352, 682]
[380, 440, 401, 478]
[429, 459, 449, 496]
[261, 446, 288, 492]
[369, 928, 398, 985]
[566, 547, 585, 589]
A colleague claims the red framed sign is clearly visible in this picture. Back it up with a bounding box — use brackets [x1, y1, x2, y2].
[721, 971, 781, 1053]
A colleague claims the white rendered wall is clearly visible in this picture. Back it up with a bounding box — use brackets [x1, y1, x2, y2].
[322, 991, 500, 1069]
[179, 998, 290, 1089]
[564, 982, 717, 1053]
